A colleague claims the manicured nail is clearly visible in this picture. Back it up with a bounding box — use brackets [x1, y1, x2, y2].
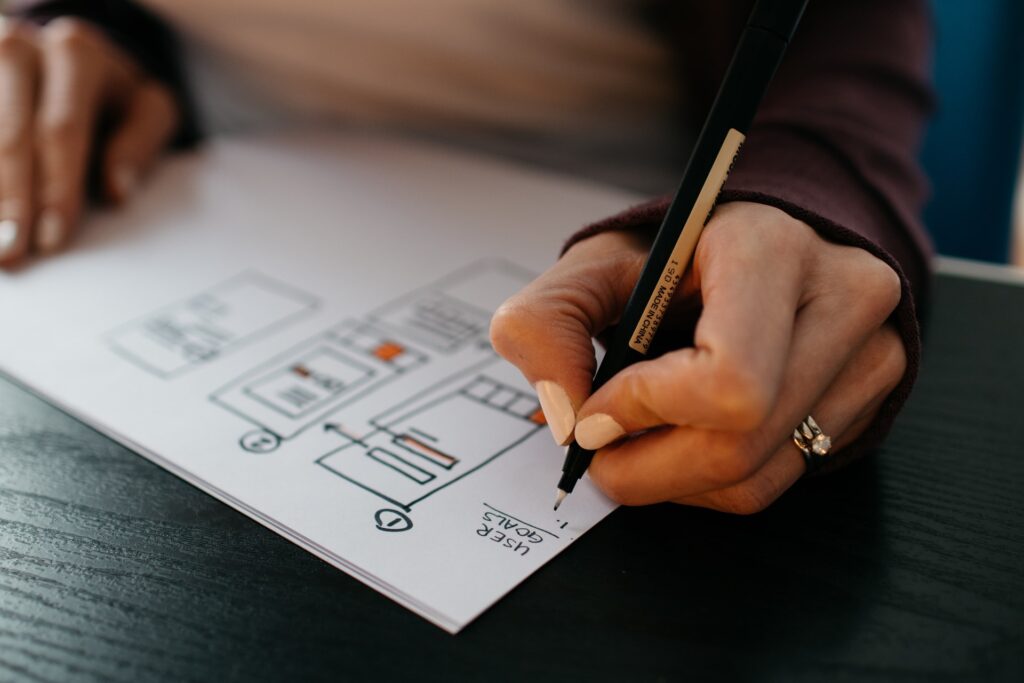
[114, 165, 138, 200]
[37, 209, 64, 252]
[0, 219, 18, 255]
[534, 381, 576, 446]
[574, 413, 626, 450]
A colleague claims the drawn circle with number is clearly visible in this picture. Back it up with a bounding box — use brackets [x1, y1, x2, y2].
[375, 508, 413, 533]
[239, 429, 281, 454]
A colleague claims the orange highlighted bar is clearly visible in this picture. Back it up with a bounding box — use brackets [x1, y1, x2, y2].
[396, 434, 458, 468]
[373, 341, 405, 362]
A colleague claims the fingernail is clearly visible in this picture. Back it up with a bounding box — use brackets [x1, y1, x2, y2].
[574, 414, 626, 450]
[535, 381, 576, 446]
[37, 209, 64, 253]
[114, 165, 138, 200]
[0, 219, 18, 255]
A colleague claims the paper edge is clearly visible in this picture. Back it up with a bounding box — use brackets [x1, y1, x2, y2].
[0, 368, 617, 635]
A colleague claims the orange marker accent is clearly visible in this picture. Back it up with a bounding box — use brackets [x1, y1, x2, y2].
[529, 408, 547, 425]
[373, 341, 405, 362]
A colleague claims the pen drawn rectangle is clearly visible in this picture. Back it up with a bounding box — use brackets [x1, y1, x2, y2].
[209, 321, 430, 441]
[242, 347, 375, 418]
[107, 272, 318, 378]
[366, 448, 436, 484]
[317, 372, 543, 511]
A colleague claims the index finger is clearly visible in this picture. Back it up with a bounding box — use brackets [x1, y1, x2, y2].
[490, 230, 649, 444]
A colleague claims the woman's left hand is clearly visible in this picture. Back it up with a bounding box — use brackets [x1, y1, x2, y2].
[490, 201, 906, 513]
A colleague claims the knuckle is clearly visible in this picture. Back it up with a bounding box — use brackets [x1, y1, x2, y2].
[131, 83, 181, 138]
[694, 219, 742, 267]
[709, 446, 761, 487]
[44, 18, 103, 55]
[718, 483, 775, 515]
[140, 82, 179, 118]
[587, 460, 643, 506]
[864, 259, 902, 318]
[489, 298, 533, 360]
[880, 325, 907, 368]
[0, 26, 37, 61]
[707, 363, 773, 429]
[619, 369, 657, 418]
[704, 436, 780, 510]
[761, 215, 813, 256]
[842, 251, 902, 324]
[0, 131, 29, 157]
[872, 325, 908, 390]
[39, 116, 87, 147]
[706, 203, 811, 252]
[697, 217, 736, 249]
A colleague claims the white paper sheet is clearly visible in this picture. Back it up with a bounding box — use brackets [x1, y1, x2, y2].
[0, 132, 641, 632]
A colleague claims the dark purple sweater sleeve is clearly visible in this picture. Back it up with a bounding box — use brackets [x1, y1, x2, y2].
[9, 0, 201, 148]
[567, 0, 934, 474]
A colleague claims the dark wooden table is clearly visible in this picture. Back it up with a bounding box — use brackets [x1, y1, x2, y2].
[1, 267, 1022, 682]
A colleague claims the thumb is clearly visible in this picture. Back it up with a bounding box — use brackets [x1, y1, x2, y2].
[490, 230, 648, 445]
[102, 81, 178, 204]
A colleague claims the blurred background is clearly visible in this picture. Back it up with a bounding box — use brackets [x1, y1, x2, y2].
[1, 0, 1022, 266]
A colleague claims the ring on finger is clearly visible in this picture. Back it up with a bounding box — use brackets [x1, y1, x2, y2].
[793, 415, 832, 474]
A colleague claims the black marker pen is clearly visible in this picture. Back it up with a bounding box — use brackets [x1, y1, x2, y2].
[554, 0, 809, 509]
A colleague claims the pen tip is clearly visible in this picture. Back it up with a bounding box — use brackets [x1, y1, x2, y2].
[553, 489, 567, 511]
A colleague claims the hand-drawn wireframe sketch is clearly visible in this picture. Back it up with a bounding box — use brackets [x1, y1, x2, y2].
[106, 271, 319, 378]
[209, 261, 545, 530]
[211, 319, 431, 451]
[318, 361, 546, 531]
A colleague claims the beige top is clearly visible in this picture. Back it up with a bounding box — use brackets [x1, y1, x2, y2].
[144, 0, 674, 130]
[142, 0, 685, 190]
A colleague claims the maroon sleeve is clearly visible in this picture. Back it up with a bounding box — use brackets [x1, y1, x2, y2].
[567, 0, 934, 474]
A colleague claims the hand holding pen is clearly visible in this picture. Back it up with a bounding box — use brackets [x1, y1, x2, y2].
[491, 201, 904, 513]
[493, 0, 904, 513]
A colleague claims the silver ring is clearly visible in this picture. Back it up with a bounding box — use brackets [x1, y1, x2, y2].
[793, 415, 832, 473]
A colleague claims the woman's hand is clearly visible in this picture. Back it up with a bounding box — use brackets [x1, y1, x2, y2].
[0, 18, 178, 266]
[490, 201, 906, 513]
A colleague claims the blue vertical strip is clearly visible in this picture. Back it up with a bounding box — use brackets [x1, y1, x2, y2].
[920, 0, 1024, 262]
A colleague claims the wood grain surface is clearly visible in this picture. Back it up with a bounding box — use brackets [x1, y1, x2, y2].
[0, 272, 1022, 682]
